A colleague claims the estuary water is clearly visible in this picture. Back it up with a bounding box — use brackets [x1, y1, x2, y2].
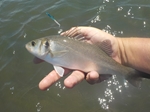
[1, 0, 150, 112]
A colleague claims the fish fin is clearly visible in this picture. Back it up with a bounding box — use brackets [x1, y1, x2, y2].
[125, 68, 150, 87]
[99, 39, 113, 56]
[52, 50, 68, 58]
[62, 27, 78, 37]
[61, 27, 86, 41]
[54, 65, 64, 77]
[125, 73, 142, 87]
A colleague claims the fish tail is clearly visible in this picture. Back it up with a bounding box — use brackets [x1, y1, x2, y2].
[125, 68, 150, 87]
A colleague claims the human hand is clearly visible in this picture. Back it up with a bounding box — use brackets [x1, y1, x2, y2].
[37, 26, 121, 90]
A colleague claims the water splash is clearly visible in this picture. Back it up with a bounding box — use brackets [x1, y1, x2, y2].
[55, 81, 65, 90]
[24, 33, 27, 38]
[13, 50, 15, 55]
[97, 75, 129, 110]
[91, 15, 101, 23]
[58, 29, 63, 34]
[117, 7, 123, 11]
[36, 102, 42, 112]
[102, 25, 124, 36]
[91, 5, 105, 23]
[143, 21, 146, 27]
[10, 86, 15, 95]
[124, 7, 134, 18]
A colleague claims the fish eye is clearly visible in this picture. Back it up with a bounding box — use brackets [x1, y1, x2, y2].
[31, 41, 36, 46]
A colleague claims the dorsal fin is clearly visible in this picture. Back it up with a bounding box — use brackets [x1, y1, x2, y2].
[61, 27, 114, 56]
[61, 27, 86, 41]
[62, 27, 78, 37]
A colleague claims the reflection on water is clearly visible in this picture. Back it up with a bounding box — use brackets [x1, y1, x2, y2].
[1, 0, 150, 112]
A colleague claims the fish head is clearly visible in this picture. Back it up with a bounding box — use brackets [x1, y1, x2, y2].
[25, 38, 50, 59]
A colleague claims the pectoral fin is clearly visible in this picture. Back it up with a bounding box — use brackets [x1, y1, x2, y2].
[50, 41, 68, 58]
[52, 50, 68, 58]
[53, 65, 65, 77]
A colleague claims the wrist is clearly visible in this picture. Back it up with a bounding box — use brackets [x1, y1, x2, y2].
[116, 37, 150, 74]
[116, 38, 129, 66]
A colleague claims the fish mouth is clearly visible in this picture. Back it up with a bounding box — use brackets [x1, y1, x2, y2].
[25, 44, 30, 51]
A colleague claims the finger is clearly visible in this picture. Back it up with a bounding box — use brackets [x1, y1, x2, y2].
[39, 68, 71, 90]
[64, 70, 85, 88]
[33, 57, 44, 64]
[86, 71, 112, 84]
[86, 71, 100, 84]
[39, 70, 60, 90]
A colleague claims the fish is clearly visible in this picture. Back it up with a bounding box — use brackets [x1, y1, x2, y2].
[25, 29, 150, 87]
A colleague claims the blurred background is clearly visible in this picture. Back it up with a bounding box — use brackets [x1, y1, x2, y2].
[0, 0, 150, 112]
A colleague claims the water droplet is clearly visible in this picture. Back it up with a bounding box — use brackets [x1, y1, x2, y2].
[10, 86, 14, 90]
[24, 33, 27, 38]
[36, 102, 42, 112]
[63, 86, 65, 90]
[57, 93, 61, 97]
[58, 29, 63, 34]
[143, 21, 146, 27]
[118, 7, 123, 11]
[13, 50, 15, 54]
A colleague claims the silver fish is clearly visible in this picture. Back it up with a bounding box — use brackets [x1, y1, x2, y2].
[25, 34, 150, 87]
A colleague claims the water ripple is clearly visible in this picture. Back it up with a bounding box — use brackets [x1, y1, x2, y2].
[0, 0, 150, 112]
[0, 56, 13, 72]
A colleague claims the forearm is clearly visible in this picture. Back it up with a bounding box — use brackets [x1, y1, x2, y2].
[117, 37, 150, 74]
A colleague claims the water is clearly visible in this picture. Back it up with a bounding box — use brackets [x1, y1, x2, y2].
[0, 0, 150, 112]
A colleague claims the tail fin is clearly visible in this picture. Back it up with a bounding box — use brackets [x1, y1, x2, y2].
[125, 68, 150, 87]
